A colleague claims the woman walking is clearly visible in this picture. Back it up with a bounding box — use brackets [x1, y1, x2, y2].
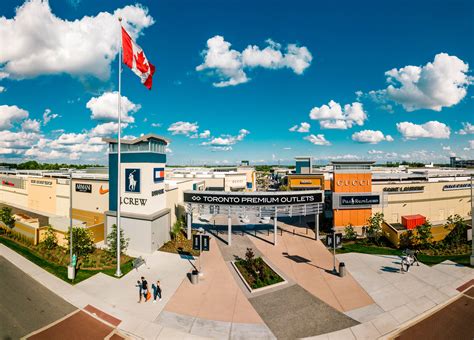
[152, 280, 162, 303]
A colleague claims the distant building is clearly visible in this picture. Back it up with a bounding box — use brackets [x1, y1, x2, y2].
[450, 157, 474, 168]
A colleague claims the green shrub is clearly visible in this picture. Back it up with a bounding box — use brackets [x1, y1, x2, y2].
[65, 226, 95, 257]
[414, 221, 433, 249]
[106, 224, 129, 255]
[444, 214, 468, 247]
[399, 230, 414, 249]
[344, 224, 357, 241]
[0, 207, 15, 228]
[42, 226, 57, 250]
[366, 212, 384, 245]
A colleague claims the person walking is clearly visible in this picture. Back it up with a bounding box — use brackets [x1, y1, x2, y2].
[152, 280, 162, 303]
[141, 277, 149, 302]
[135, 280, 142, 303]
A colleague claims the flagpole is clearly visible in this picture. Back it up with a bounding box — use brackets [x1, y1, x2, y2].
[115, 17, 123, 277]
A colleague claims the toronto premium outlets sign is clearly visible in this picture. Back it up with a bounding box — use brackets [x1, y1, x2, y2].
[184, 191, 323, 206]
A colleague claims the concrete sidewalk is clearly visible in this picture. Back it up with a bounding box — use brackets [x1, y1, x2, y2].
[0, 244, 206, 339]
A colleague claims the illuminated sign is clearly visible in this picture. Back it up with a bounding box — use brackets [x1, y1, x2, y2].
[383, 186, 424, 194]
[184, 191, 323, 206]
[125, 169, 140, 193]
[340, 195, 380, 206]
[75, 183, 92, 193]
[442, 183, 472, 191]
[31, 179, 53, 186]
[336, 179, 370, 186]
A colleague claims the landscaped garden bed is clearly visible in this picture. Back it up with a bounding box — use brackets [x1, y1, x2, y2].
[159, 219, 200, 257]
[233, 248, 284, 291]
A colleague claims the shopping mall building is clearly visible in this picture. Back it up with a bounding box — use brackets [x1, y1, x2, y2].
[0, 140, 472, 253]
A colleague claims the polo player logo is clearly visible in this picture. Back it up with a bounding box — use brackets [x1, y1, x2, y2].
[125, 169, 141, 193]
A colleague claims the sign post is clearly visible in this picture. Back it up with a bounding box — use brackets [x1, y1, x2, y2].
[326, 230, 342, 274]
[192, 228, 210, 276]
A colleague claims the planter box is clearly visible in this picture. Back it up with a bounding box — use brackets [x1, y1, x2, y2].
[231, 259, 286, 293]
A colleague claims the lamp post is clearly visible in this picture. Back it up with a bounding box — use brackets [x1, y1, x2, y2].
[67, 170, 76, 281]
[470, 174, 473, 266]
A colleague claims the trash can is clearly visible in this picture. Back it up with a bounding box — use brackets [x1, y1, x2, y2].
[339, 262, 346, 277]
[191, 270, 199, 284]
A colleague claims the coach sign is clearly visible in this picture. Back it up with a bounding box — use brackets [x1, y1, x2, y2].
[183, 190, 323, 206]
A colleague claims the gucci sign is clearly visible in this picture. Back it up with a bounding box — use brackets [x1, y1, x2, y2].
[336, 179, 370, 186]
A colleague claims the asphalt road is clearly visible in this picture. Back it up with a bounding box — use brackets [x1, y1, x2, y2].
[0, 256, 77, 339]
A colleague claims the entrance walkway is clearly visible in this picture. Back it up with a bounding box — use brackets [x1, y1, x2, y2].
[246, 221, 374, 312]
[159, 237, 274, 339]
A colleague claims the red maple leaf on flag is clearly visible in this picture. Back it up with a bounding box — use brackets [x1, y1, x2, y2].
[134, 51, 149, 73]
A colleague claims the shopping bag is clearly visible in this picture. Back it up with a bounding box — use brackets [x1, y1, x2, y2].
[146, 290, 151, 301]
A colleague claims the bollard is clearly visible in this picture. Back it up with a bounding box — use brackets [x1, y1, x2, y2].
[191, 270, 199, 284]
[293, 229, 295, 235]
[339, 262, 346, 277]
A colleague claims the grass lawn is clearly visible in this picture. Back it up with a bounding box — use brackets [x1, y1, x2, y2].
[337, 242, 473, 267]
[0, 236, 134, 284]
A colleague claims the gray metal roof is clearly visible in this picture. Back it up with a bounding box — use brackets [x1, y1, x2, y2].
[103, 133, 169, 145]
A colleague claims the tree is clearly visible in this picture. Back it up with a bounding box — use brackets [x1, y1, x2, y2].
[66, 226, 95, 257]
[366, 212, 384, 245]
[0, 207, 15, 228]
[42, 226, 58, 250]
[344, 224, 357, 241]
[413, 221, 433, 249]
[107, 224, 129, 255]
[444, 214, 468, 247]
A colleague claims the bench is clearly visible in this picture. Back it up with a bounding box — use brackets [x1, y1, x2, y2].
[132, 256, 146, 269]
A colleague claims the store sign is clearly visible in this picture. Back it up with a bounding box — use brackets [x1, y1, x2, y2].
[336, 179, 369, 186]
[442, 183, 472, 191]
[31, 179, 53, 187]
[340, 195, 380, 206]
[1, 180, 15, 187]
[125, 168, 140, 193]
[75, 183, 92, 193]
[383, 186, 424, 194]
[184, 190, 323, 206]
[120, 197, 147, 206]
[151, 189, 164, 197]
[153, 168, 164, 183]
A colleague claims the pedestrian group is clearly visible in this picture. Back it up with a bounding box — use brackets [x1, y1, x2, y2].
[136, 276, 162, 303]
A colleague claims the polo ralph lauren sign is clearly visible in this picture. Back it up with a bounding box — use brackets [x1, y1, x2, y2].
[183, 190, 323, 206]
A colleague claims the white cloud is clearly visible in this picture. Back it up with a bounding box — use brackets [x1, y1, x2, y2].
[382, 53, 470, 111]
[89, 122, 127, 137]
[151, 122, 162, 128]
[42, 109, 59, 125]
[24, 148, 67, 160]
[21, 119, 41, 133]
[289, 122, 310, 133]
[283, 147, 292, 150]
[467, 140, 474, 150]
[211, 146, 233, 152]
[168, 121, 199, 136]
[86, 91, 140, 123]
[0, 86, 5, 93]
[304, 134, 331, 146]
[202, 129, 249, 147]
[458, 122, 474, 135]
[309, 100, 367, 129]
[368, 150, 384, 154]
[199, 130, 211, 138]
[0, 105, 29, 130]
[196, 35, 312, 87]
[352, 130, 394, 144]
[54, 133, 87, 146]
[0, 0, 154, 80]
[396, 121, 451, 139]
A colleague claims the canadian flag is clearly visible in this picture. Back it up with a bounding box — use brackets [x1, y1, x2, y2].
[121, 27, 155, 90]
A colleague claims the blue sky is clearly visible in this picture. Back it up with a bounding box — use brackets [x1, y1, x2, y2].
[0, 0, 473, 165]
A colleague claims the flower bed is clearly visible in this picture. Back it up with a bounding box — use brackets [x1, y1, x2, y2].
[233, 248, 284, 290]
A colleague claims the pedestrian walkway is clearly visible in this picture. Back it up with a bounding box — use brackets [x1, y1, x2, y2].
[159, 237, 274, 339]
[0, 244, 207, 339]
[247, 222, 374, 312]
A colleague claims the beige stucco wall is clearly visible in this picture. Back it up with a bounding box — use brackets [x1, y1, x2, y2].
[372, 180, 471, 224]
[72, 179, 109, 214]
[27, 178, 57, 214]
